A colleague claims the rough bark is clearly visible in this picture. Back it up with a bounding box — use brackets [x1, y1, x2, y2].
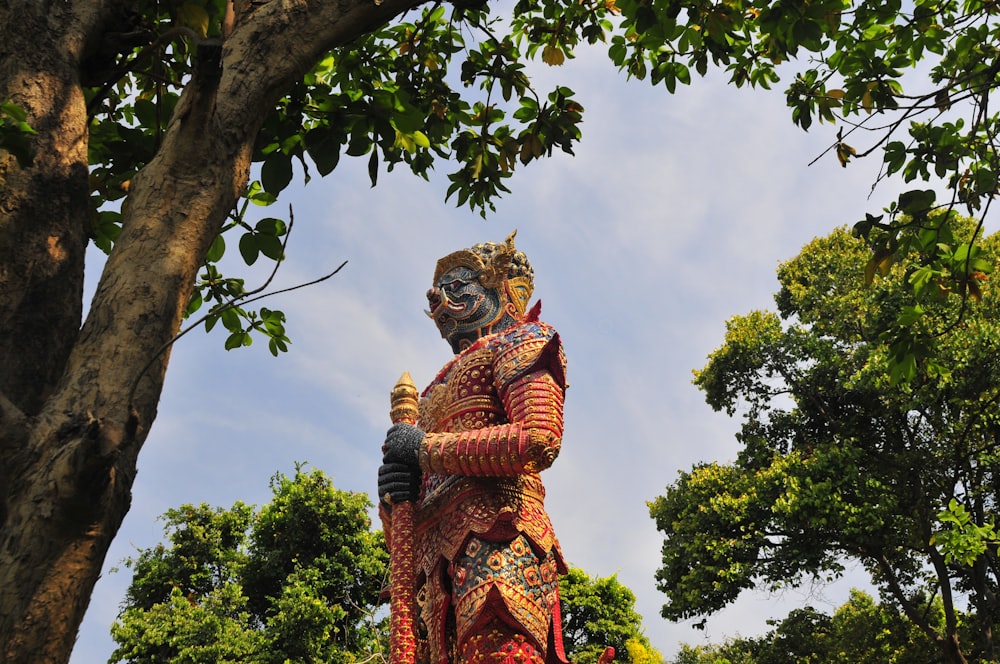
[0, 0, 425, 662]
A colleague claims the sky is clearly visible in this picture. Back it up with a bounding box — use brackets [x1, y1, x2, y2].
[72, 33, 910, 663]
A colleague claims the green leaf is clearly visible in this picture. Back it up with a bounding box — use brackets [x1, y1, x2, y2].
[896, 304, 924, 326]
[91, 210, 122, 254]
[239, 233, 259, 265]
[897, 189, 936, 215]
[305, 128, 342, 176]
[0, 100, 28, 122]
[220, 307, 241, 332]
[257, 234, 284, 261]
[185, 289, 204, 317]
[411, 130, 430, 149]
[224, 331, 246, 350]
[261, 154, 293, 195]
[245, 181, 277, 206]
[205, 234, 226, 263]
[368, 148, 379, 187]
[255, 217, 286, 236]
[908, 266, 934, 296]
[884, 141, 906, 175]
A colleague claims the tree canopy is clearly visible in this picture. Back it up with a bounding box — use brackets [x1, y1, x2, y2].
[672, 589, 937, 664]
[650, 219, 1000, 664]
[110, 466, 388, 664]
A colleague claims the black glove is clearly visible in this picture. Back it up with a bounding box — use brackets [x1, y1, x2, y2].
[378, 461, 421, 505]
[382, 423, 424, 466]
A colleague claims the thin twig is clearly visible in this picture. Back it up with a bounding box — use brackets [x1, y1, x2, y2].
[86, 26, 200, 119]
[128, 205, 347, 405]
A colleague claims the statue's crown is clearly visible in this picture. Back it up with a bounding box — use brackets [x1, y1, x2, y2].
[433, 230, 534, 317]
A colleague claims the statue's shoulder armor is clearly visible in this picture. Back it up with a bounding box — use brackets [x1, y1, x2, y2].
[488, 313, 566, 390]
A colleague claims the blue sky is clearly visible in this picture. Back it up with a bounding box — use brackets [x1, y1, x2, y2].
[73, 40, 908, 662]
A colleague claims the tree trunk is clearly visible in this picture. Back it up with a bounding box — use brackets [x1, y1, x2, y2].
[927, 547, 969, 664]
[941, 633, 970, 664]
[1, 4, 107, 658]
[0, 1, 425, 662]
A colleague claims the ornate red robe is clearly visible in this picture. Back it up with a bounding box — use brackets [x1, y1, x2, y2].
[409, 305, 570, 664]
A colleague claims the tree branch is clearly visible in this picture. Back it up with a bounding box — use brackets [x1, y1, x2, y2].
[872, 552, 943, 645]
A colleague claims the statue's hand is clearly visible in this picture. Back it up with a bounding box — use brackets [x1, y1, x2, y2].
[382, 422, 424, 466]
[378, 461, 421, 504]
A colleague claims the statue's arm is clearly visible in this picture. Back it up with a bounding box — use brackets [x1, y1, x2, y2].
[419, 329, 566, 476]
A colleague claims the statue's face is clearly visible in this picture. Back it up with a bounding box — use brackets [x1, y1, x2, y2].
[427, 266, 502, 352]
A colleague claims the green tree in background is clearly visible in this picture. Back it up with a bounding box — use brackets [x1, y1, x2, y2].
[559, 567, 663, 664]
[824, 589, 939, 664]
[672, 640, 757, 664]
[110, 466, 388, 664]
[672, 590, 943, 664]
[651, 219, 1000, 664]
[110, 468, 660, 664]
[672, 590, 938, 664]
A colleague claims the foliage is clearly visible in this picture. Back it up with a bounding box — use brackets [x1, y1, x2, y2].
[243, 468, 388, 657]
[77, 0, 1000, 371]
[671, 590, 938, 664]
[110, 585, 264, 663]
[672, 639, 758, 664]
[934, 498, 1000, 567]
[605, 0, 1000, 381]
[651, 220, 1000, 663]
[558, 568, 662, 664]
[79, 0, 609, 355]
[825, 589, 941, 664]
[623, 639, 664, 664]
[109, 466, 388, 664]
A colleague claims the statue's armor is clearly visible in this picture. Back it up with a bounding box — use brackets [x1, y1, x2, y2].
[410, 307, 569, 664]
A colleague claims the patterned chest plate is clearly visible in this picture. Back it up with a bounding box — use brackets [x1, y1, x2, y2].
[419, 346, 505, 434]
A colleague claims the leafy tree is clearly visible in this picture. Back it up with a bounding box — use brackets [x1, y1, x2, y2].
[650, 220, 1000, 664]
[672, 640, 758, 664]
[753, 606, 835, 664]
[671, 590, 938, 664]
[826, 589, 940, 664]
[109, 466, 388, 664]
[607, 0, 1000, 381]
[559, 567, 662, 664]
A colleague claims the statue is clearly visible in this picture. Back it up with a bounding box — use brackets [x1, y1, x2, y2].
[378, 231, 572, 664]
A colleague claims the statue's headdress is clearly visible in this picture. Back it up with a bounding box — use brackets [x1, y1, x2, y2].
[433, 230, 534, 317]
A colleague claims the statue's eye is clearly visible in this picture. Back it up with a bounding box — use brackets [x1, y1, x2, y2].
[449, 280, 463, 291]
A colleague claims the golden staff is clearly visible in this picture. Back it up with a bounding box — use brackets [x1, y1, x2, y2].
[385, 372, 419, 664]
